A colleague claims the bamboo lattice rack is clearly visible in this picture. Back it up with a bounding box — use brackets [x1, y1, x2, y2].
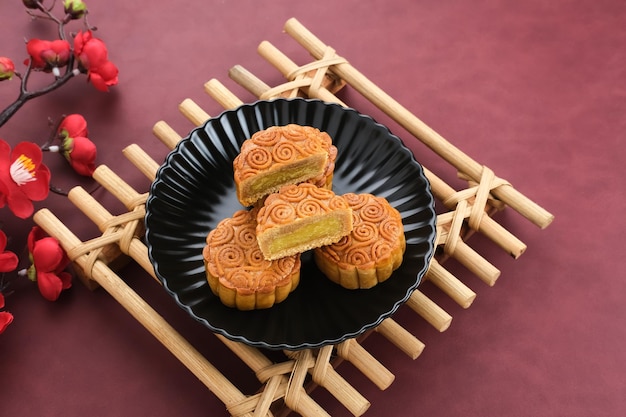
[32, 18, 553, 417]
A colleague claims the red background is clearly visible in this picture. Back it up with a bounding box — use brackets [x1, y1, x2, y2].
[1, 1, 624, 416]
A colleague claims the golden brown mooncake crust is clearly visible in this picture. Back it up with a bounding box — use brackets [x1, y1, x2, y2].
[203, 209, 301, 310]
[314, 193, 406, 289]
[255, 183, 353, 261]
[233, 124, 337, 206]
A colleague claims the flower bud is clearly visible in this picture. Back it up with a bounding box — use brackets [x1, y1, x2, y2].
[26, 39, 71, 72]
[62, 135, 97, 176]
[64, 0, 87, 20]
[27, 227, 72, 302]
[57, 114, 88, 139]
[0, 57, 15, 81]
[73, 31, 119, 91]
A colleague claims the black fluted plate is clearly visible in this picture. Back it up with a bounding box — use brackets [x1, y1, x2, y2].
[145, 98, 436, 350]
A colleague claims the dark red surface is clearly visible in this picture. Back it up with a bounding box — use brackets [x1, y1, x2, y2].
[1, 1, 625, 416]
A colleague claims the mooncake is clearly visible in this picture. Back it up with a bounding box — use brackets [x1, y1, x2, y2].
[314, 193, 405, 289]
[203, 209, 301, 310]
[255, 183, 353, 261]
[233, 124, 337, 206]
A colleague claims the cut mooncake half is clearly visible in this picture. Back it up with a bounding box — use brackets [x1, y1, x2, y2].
[314, 193, 406, 289]
[255, 183, 353, 261]
[233, 124, 337, 207]
[203, 209, 301, 310]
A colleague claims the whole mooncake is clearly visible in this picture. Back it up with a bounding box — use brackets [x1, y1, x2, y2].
[255, 183, 353, 261]
[233, 124, 337, 207]
[314, 193, 406, 289]
[203, 209, 301, 310]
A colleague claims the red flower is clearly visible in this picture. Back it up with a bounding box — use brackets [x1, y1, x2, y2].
[57, 114, 96, 176]
[27, 227, 72, 301]
[0, 229, 18, 273]
[87, 60, 119, 92]
[58, 113, 89, 139]
[63, 135, 97, 176]
[26, 39, 71, 73]
[0, 57, 15, 81]
[0, 293, 13, 335]
[0, 140, 51, 219]
[73, 31, 118, 92]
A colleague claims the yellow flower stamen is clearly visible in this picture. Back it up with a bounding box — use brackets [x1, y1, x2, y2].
[10, 154, 37, 186]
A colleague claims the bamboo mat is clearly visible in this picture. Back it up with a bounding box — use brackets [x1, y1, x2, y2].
[32, 18, 553, 417]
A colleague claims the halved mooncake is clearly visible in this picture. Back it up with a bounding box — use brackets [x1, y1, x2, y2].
[233, 124, 337, 206]
[255, 183, 353, 260]
[203, 209, 301, 310]
[314, 193, 406, 289]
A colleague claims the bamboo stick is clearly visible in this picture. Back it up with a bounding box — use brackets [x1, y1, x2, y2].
[309, 359, 370, 416]
[286, 350, 316, 412]
[221, 332, 368, 417]
[122, 144, 160, 182]
[252, 376, 282, 417]
[92, 165, 146, 212]
[436, 208, 501, 287]
[451, 240, 500, 286]
[375, 318, 425, 359]
[424, 167, 526, 258]
[229, 65, 273, 99]
[204, 78, 243, 109]
[257, 41, 346, 106]
[336, 338, 395, 390]
[285, 346, 370, 416]
[282, 17, 554, 230]
[33, 209, 255, 417]
[67, 186, 157, 282]
[205, 78, 244, 109]
[152, 120, 181, 150]
[425, 259, 476, 308]
[179, 98, 210, 126]
[406, 289, 452, 332]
